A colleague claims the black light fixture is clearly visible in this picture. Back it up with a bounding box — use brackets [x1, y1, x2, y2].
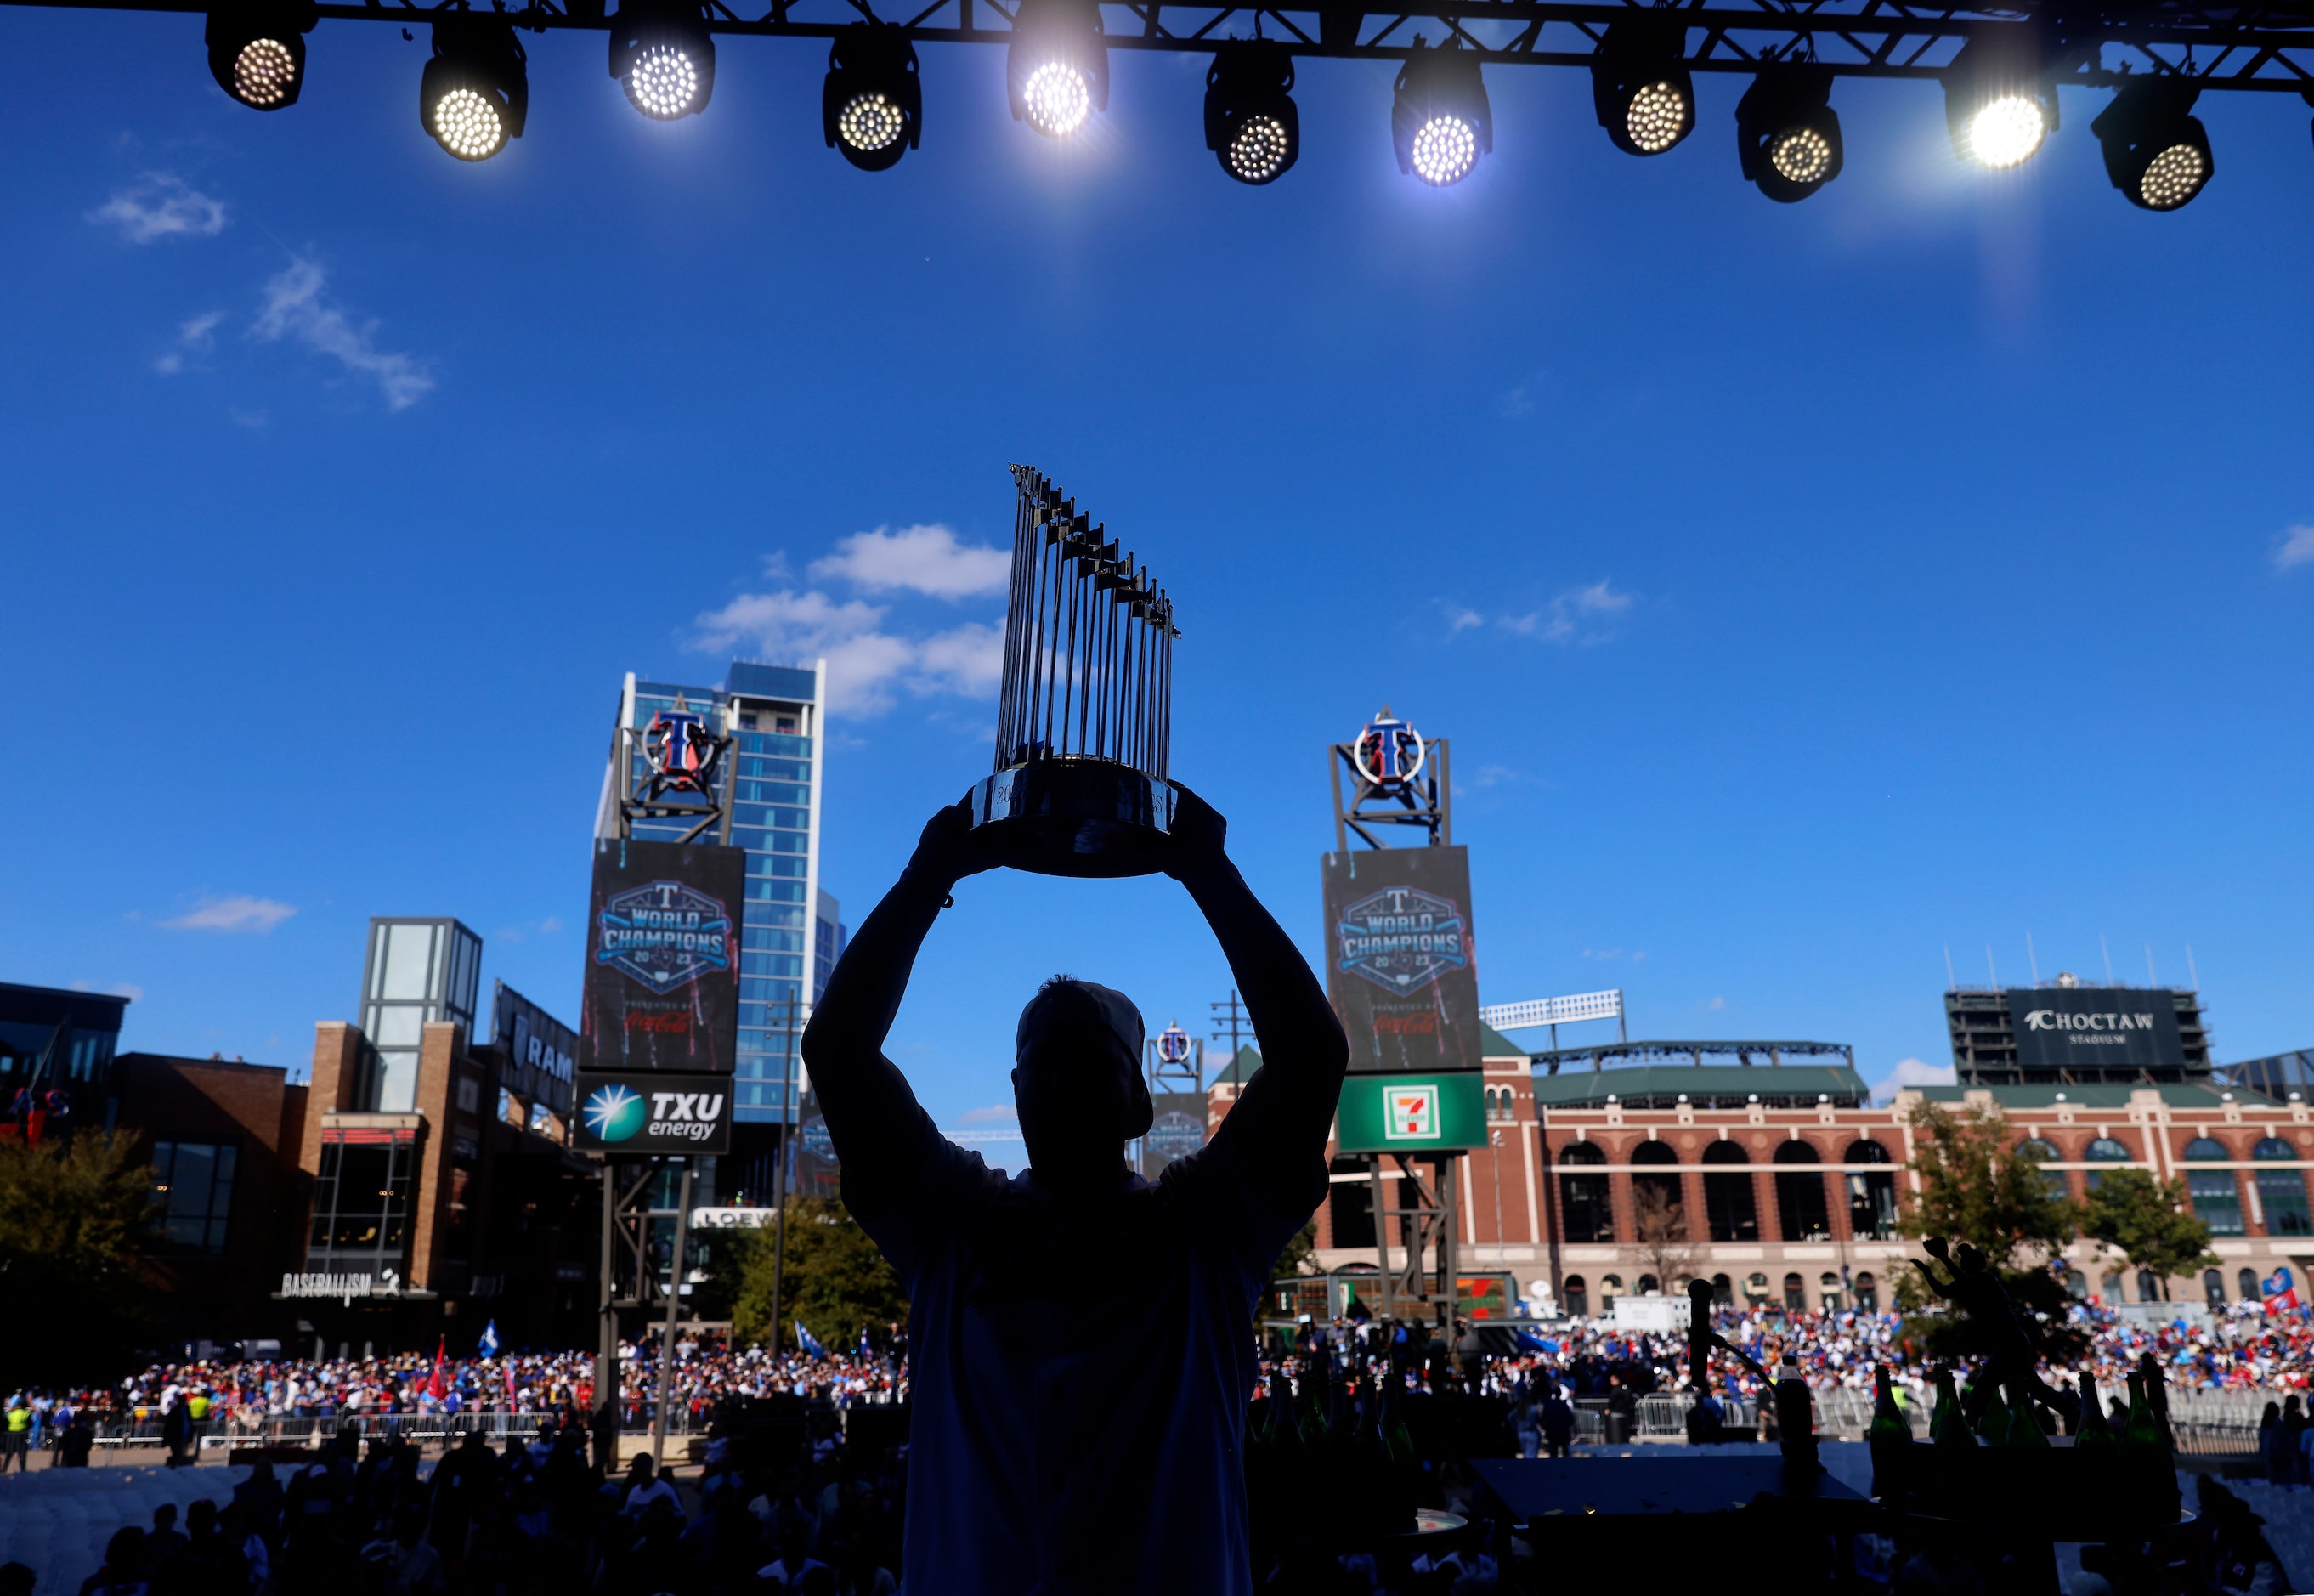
[1007, 0, 1107, 139]
[823, 24, 921, 171]
[610, 1, 715, 122]
[420, 17, 527, 161]
[2091, 77, 2213, 211]
[207, 2, 314, 110]
[1591, 17, 1694, 157]
[1204, 42, 1298, 184]
[1392, 42, 1491, 186]
[1942, 26, 2055, 169]
[1735, 63, 1844, 201]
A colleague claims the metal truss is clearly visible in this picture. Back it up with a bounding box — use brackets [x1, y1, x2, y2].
[14, 0, 2312, 97]
[1529, 1036, 1857, 1072]
[1368, 1151, 1461, 1326]
[1329, 735, 1450, 853]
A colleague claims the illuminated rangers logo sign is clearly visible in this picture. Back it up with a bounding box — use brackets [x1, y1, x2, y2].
[1352, 706, 1426, 791]
[595, 880, 733, 994]
[1336, 884, 1468, 996]
[642, 698, 720, 798]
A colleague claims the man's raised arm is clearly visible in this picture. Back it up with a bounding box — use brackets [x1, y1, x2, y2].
[801, 801, 998, 1214]
[1165, 784, 1349, 1211]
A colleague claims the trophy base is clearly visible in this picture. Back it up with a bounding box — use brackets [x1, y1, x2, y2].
[966, 760, 1176, 879]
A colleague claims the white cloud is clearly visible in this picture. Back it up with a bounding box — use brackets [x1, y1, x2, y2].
[811, 524, 1010, 599]
[958, 1104, 1018, 1124]
[2273, 524, 2314, 571]
[252, 258, 434, 411]
[1707, 995, 1726, 1011]
[1447, 608, 1484, 632]
[88, 173, 226, 243]
[1872, 1057, 1958, 1097]
[161, 895, 297, 933]
[71, 980, 146, 1002]
[691, 586, 1002, 716]
[154, 310, 223, 376]
[1502, 580, 1635, 644]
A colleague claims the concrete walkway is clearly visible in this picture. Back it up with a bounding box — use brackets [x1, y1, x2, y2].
[0, 1462, 255, 1595]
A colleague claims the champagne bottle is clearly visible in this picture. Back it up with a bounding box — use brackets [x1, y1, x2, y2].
[2076, 1373, 2113, 1448]
[1932, 1369, 1976, 1448]
[2006, 1378, 2049, 1448]
[2123, 1372, 2161, 1451]
[1869, 1364, 1914, 1501]
[1974, 1378, 2012, 1446]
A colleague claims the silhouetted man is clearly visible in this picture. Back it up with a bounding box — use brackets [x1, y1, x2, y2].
[802, 788, 1348, 1595]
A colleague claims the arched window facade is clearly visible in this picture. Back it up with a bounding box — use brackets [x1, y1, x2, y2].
[1702, 1139, 1759, 1242]
[1563, 1275, 1589, 1319]
[1556, 1141, 1614, 1243]
[1745, 1271, 1770, 1304]
[1637, 1274, 1661, 1296]
[1485, 1086, 1517, 1123]
[2017, 1137, 2070, 1203]
[1600, 1274, 1624, 1309]
[1845, 1139, 1898, 1240]
[2182, 1138, 2245, 1236]
[1819, 1271, 1843, 1310]
[2204, 1268, 2226, 1305]
[2137, 1267, 2163, 1305]
[1782, 1272, 1806, 1312]
[2255, 1139, 2313, 1237]
[2063, 1271, 2087, 1299]
[2102, 1271, 2124, 1303]
[1632, 1140, 1687, 1241]
[2240, 1268, 2262, 1303]
[1711, 1273, 1733, 1305]
[2085, 1136, 2133, 1191]
[1854, 1271, 1880, 1314]
[1774, 1139, 1830, 1242]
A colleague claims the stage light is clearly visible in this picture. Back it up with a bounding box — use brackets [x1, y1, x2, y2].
[823, 25, 921, 171]
[207, 3, 314, 110]
[610, 3, 715, 122]
[1391, 42, 1491, 186]
[1007, 0, 1107, 139]
[1591, 18, 1694, 157]
[1943, 30, 2055, 169]
[1204, 42, 1299, 184]
[2091, 77, 2213, 211]
[1735, 63, 1844, 201]
[420, 18, 526, 161]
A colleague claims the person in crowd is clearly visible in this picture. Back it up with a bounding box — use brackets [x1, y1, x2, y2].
[802, 790, 1349, 1595]
[618, 1453, 680, 1519]
[77, 1530, 149, 1596]
[143, 1507, 189, 1582]
[1540, 1381, 1576, 1459]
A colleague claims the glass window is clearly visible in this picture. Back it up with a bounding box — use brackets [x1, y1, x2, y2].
[2187, 1169, 2243, 1237]
[381, 923, 435, 1000]
[2137, 1268, 2161, 1304]
[1774, 1140, 1830, 1242]
[2259, 1169, 2313, 1237]
[370, 1007, 423, 1049]
[150, 1140, 237, 1255]
[2017, 1137, 2070, 1203]
[2085, 1136, 2133, 1191]
[1845, 1140, 1898, 1241]
[2204, 1269, 2226, 1305]
[2241, 1268, 2262, 1302]
[1702, 1140, 1758, 1243]
[1563, 1276, 1588, 1318]
[2255, 1139, 2300, 1160]
[1854, 1271, 1879, 1314]
[2183, 1137, 2230, 1160]
[1711, 1273, 1734, 1305]
[1783, 1272, 1806, 1312]
[1600, 1275, 1622, 1309]
[1556, 1142, 1613, 1244]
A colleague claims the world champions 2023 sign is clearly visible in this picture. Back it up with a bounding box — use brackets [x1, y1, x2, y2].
[1321, 845, 1484, 1072]
[578, 837, 744, 1078]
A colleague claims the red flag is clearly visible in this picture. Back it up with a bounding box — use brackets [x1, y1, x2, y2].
[429, 1337, 449, 1401]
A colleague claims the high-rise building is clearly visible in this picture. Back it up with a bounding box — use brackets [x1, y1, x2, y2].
[595, 659, 842, 1128]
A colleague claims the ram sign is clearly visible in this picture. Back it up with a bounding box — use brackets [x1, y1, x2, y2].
[2006, 988, 2184, 1074]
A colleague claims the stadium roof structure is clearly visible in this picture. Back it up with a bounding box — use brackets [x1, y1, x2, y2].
[1905, 1080, 2255, 1110]
[1527, 1038, 1855, 1074]
[1528, 1063, 1870, 1111]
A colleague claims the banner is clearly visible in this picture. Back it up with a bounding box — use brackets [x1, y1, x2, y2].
[1321, 846, 1484, 1072]
[1332, 1071, 1485, 1153]
[574, 1069, 732, 1155]
[493, 981, 577, 1117]
[579, 838, 744, 1075]
[2006, 988, 2183, 1074]
[1141, 1092, 1208, 1180]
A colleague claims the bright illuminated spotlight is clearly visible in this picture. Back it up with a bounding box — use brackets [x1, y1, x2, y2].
[1942, 31, 2055, 170]
[609, 3, 716, 122]
[1734, 64, 1845, 202]
[2091, 77, 2214, 212]
[206, 5, 314, 110]
[419, 19, 527, 161]
[1007, 0, 1108, 140]
[823, 25, 922, 172]
[1590, 20, 1694, 157]
[1204, 42, 1299, 185]
[1391, 43, 1491, 187]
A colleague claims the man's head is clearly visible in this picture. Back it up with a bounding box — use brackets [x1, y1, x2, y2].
[1012, 976, 1152, 1187]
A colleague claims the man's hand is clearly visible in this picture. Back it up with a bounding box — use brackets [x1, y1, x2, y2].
[902, 798, 1005, 894]
[1163, 782, 1230, 884]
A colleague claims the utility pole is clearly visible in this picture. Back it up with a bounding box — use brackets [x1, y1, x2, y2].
[1210, 988, 1253, 1084]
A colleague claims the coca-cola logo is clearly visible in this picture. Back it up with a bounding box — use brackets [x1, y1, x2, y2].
[1373, 1011, 1438, 1035]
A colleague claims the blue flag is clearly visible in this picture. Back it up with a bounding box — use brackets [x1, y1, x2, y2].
[478, 1321, 501, 1359]
[795, 1321, 826, 1356]
[1513, 1329, 1558, 1355]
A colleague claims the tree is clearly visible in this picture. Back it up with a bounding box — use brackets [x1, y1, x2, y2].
[721, 1198, 908, 1351]
[1632, 1183, 1693, 1293]
[1893, 1101, 2087, 1361]
[1275, 1221, 1320, 1280]
[2081, 1167, 2219, 1301]
[0, 1130, 159, 1384]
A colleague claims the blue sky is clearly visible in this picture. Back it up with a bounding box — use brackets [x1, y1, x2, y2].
[4, 10, 2311, 1136]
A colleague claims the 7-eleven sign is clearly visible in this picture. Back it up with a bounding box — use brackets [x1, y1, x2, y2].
[1383, 1085, 1440, 1140]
